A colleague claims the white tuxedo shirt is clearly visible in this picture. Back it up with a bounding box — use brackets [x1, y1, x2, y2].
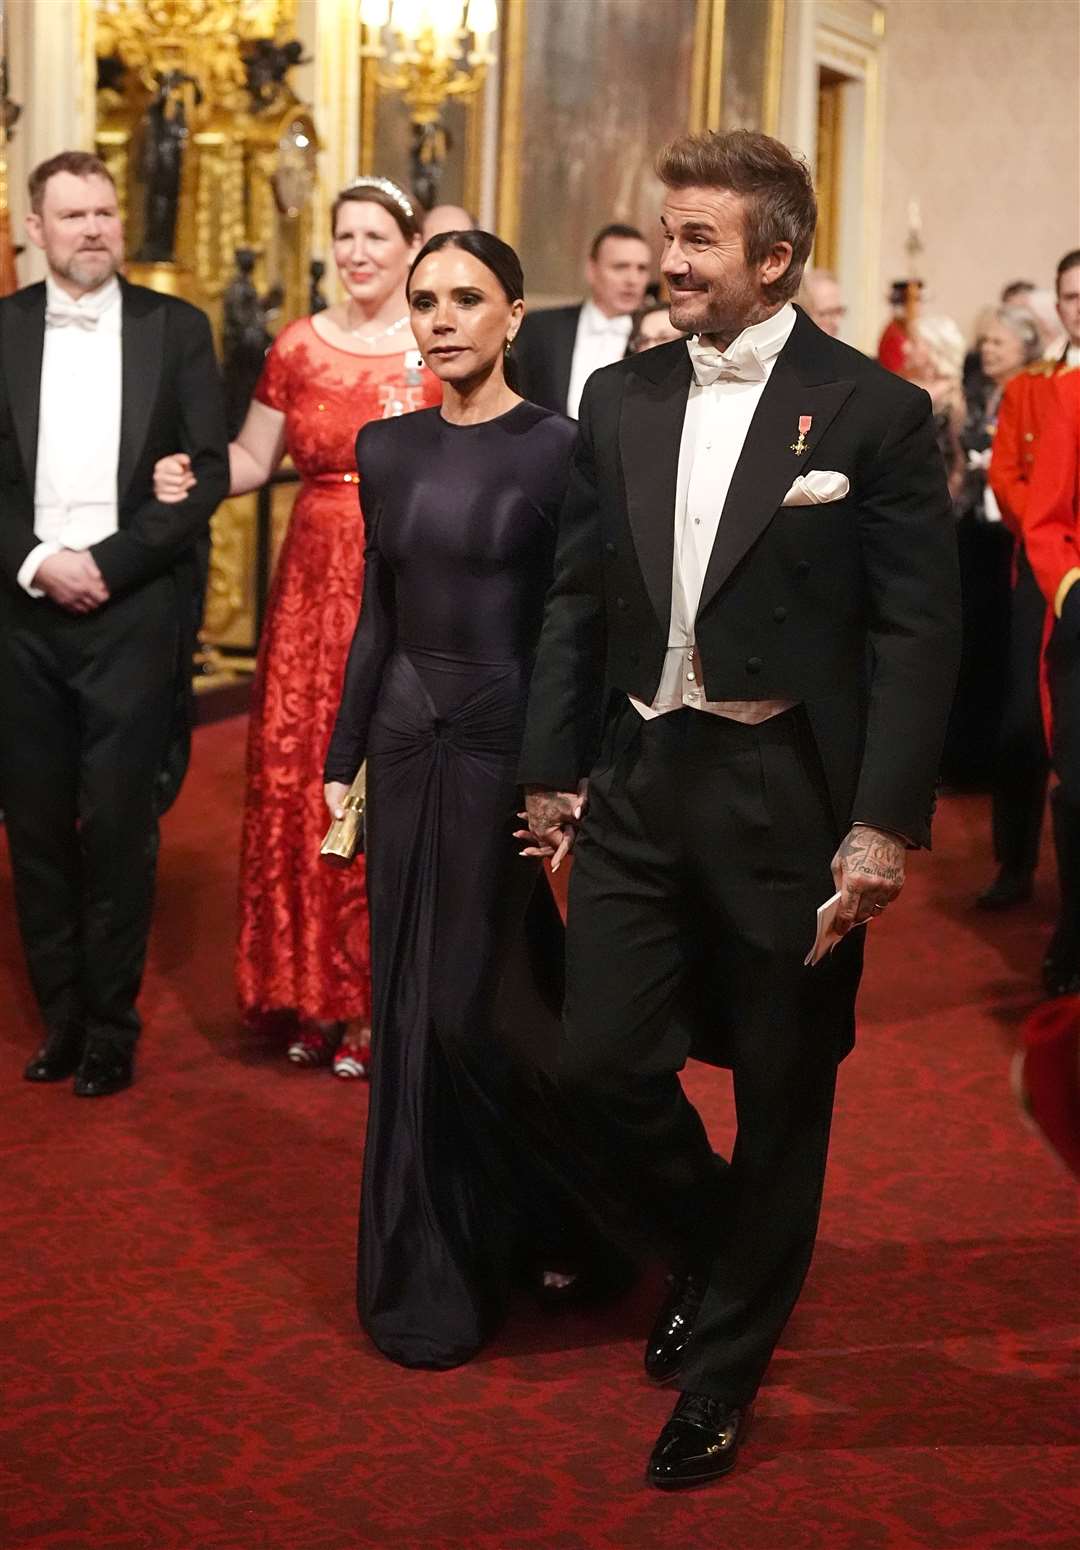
[18, 275, 123, 596]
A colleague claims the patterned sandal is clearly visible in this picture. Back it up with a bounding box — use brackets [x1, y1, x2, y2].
[286, 1021, 343, 1067]
[333, 1031, 372, 1080]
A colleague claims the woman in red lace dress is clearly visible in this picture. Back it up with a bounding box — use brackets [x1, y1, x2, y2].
[155, 178, 441, 1077]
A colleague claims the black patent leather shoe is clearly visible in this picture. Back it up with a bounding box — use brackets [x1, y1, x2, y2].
[976, 867, 1034, 911]
[73, 1046, 134, 1098]
[647, 1391, 752, 1490]
[644, 1270, 707, 1383]
[24, 1029, 85, 1083]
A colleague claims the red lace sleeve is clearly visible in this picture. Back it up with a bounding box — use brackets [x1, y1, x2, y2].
[253, 329, 292, 412]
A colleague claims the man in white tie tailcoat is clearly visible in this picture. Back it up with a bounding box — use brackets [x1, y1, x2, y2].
[0, 152, 228, 1097]
[512, 223, 652, 417]
[518, 130, 960, 1488]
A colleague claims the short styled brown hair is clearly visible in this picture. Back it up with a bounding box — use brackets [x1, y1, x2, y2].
[656, 129, 817, 305]
[28, 151, 115, 215]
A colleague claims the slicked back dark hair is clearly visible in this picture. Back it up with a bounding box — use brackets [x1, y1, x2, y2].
[657, 129, 817, 305]
[407, 228, 524, 303]
[1057, 249, 1080, 292]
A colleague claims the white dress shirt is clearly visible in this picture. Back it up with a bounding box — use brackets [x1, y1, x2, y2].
[632, 302, 798, 724]
[18, 275, 123, 596]
[566, 300, 633, 419]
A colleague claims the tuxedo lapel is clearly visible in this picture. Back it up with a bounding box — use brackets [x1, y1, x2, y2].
[117, 280, 164, 505]
[3, 284, 46, 492]
[696, 312, 854, 616]
[618, 340, 692, 632]
[553, 305, 581, 415]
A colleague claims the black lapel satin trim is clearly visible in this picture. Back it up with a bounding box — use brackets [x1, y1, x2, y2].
[3, 285, 46, 492]
[118, 281, 164, 505]
[696, 353, 854, 616]
[553, 305, 581, 415]
[618, 343, 692, 631]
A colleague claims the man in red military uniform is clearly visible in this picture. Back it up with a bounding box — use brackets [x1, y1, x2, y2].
[983, 251, 1080, 914]
[1023, 352, 1080, 994]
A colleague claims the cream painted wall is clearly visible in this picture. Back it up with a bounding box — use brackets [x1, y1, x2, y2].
[880, 0, 1080, 342]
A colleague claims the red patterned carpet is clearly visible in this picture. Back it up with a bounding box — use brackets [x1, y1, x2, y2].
[1, 716, 1077, 1550]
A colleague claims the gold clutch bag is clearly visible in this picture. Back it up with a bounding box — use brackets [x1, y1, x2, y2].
[320, 764, 366, 868]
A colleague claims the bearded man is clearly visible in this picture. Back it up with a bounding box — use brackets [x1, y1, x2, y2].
[519, 130, 960, 1488]
[0, 151, 227, 1097]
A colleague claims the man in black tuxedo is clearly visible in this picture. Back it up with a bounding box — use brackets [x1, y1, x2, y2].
[513, 222, 652, 417]
[519, 130, 960, 1487]
[0, 151, 228, 1097]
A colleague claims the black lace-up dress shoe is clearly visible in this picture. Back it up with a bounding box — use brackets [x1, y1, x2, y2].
[647, 1391, 753, 1489]
[24, 1029, 85, 1083]
[644, 1269, 707, 1383]
[73, 1045, 134, 1098]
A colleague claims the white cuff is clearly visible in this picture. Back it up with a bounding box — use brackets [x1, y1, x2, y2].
[17, 540, 62, 597]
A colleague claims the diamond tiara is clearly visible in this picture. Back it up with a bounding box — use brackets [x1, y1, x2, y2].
[343, 175, 415, 222]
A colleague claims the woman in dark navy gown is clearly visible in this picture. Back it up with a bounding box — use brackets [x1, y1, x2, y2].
[324, 231, 606, 1367]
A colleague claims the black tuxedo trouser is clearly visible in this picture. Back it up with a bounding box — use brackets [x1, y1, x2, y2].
[1048, 620, 1080, 952]
[0, 577, 178, 1051]
[561, 702, 864, 1405]
[990, 551, 1049, 875]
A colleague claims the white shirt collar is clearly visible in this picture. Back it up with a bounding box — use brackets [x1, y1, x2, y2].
[689, 302, 797, 374]
[581, 299, 634, 338]
[45, 273, 121, 324]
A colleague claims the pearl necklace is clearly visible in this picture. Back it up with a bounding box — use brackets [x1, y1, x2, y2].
[345, 311, 411, 346]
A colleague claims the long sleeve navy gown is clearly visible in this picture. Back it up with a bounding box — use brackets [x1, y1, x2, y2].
[325, 400, 593, 1367]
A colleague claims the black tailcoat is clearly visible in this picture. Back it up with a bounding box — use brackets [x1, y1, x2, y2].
[0, 278, 228, 1050]
[512, 304, 582, 417]
[519, 307, 961, 847]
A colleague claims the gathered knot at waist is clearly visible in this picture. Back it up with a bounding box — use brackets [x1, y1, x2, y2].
[399, 643, 529, 672]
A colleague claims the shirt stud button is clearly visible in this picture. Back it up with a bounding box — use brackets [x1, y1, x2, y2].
[746, 656, 763, 674]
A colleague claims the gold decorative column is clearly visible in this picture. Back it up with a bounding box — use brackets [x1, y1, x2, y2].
[92, 1, 323, 678]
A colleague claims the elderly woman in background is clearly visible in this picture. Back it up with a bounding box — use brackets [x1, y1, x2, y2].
[942, 304, 1043, 787]
[902, 313, 967, 497]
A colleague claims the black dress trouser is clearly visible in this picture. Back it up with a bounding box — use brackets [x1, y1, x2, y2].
[990, 551, 1050, 875]
[561, 702, 864, 1406]
[0, 578, 178, 1051]
[1048, 614, 1080, 955]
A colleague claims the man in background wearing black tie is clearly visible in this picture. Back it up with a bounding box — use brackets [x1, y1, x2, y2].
[0, 151, 228, 1096]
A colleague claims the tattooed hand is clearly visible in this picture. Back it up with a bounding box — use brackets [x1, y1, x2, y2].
[516, 783, 589, 873]
[831, 824, 906, 933]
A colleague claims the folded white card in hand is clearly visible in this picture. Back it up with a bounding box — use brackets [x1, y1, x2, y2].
[782, 471, 851, 506]
[804, 890, 869, 966]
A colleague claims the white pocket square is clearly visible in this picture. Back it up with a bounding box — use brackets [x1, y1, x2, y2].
[781, 471, 850, 506]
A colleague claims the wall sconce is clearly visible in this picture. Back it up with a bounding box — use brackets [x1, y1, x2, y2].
[359, 0, 498, 208]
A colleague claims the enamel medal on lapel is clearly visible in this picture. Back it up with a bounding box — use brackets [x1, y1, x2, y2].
[790, 415, 812, 455]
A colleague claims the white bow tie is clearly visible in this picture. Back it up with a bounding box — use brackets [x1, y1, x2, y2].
[45, 300, 102, 331]
[687, 336, 767, 386]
